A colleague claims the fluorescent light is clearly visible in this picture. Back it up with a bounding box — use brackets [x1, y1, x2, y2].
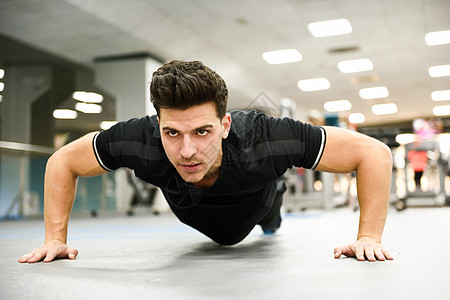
[308, 19, 352, 37]
[371, 103, 398, 115]
[75, 102, 102, 114]
[425, 30, 450, 46]
[53, 109, 78, 119]
[298, 78, 331, 91]
[0, 82, 4, 92]
[73, 91, 104, 103]
[348, 113, 365, 124]
[431, 90, 450, 101]
[433, 105, 450, 116]
[359, 86, 389, 99]
[395, 133, 415, 145]
[0, 69, 4, 79]
[324, 100, 352, 112]
[338, 58, 373, 73]
[100, 121, 118, 130]
[262, 49, 302, 64]
[428, 64, 450, 77]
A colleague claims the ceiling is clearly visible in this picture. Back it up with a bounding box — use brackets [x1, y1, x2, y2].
[0, 0, 449, 127]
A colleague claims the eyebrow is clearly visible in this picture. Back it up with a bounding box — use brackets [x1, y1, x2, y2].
[162, 124, 214, 133]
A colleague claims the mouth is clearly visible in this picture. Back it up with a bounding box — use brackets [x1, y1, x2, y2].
[179, 162, 202, 172]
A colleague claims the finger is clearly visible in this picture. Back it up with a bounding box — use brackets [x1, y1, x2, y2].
[68, 249, 78, 260]
[382, 247, 394, 260]
[364, 245, 376, 262]
[28, 251, 45, 263]
[18, 252, 35, 263]
[335, 244, 354, 258]
[43, 248, 59, 263]
[355, 245, 365, 261]
[334, 248, 342, 259]
[374, 247, 386, 261]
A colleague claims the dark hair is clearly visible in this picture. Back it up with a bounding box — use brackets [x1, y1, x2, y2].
[150, 60, 228, 118]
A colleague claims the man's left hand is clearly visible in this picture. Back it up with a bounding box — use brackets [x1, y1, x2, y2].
[334, 237, 394, 261]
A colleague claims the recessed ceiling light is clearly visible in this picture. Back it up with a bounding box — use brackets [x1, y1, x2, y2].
[324, 100, 352, 112]
[75, 102, 102, 114]
[433, 105, 450, 116]
[371, 103, 398, 115]
[308, 19, 352, 37]
[359, 86, 389, 99]
[0, 69, 4, 79]
[262, 49, 303, 64]
[338, 58, 373, 73]
[73, 91, 104, 103]
[425, 30, 450, 46]
[431, 90, 450, 101]
[0, 82, 4, 92]
[100, 121, 118, 130]
[53, 109, 78, 119]
[428, 65, 450, 77]
[297, 78, 331, 91]
[348, 113, 365, 124]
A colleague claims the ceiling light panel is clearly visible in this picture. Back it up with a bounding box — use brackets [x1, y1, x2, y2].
[338, 58, 373, 73]
[431, 90, 450, 101]
[433, 105, 450, 116]
[348, 113, 365, 124]
[100, 121, 118, 130]
[324, 100, 352, 112]
[262, 49, 302, 64]
[359, 86, 389, 99]
[73, 91, 104, 103]
[297, 78, 331, 91]
[425, 30, 450, 46]
[53, 109, 78, 119]
[0, 69, 4, 79]
[75, 102, 102, 114]
[308, 19, 352, 37]
[371, 103, 398, 115]
[429, 65, 450, 77]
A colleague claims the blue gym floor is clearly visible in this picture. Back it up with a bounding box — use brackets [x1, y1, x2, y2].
[1, 207, 450, 299]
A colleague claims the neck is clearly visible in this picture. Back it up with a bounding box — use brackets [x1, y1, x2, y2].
[192, 172, 219, 188]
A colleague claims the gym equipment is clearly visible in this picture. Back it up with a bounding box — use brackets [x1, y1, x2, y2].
[394, 141, 447, 211]
[125, 169, 158, 216]
[283, 168, 348, 212]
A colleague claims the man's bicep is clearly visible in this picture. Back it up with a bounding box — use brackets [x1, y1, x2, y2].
[314, 126, 367, 174]
[56, 132, 108, 177]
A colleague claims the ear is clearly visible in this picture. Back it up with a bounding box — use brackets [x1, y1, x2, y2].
[221, 113, 232, 139]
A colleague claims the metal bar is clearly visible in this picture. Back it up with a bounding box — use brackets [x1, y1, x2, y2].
[0, 141, 54, 155]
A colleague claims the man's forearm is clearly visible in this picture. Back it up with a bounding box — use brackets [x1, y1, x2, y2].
[355, 144, 392, 242]
[43, 154, 78, 244]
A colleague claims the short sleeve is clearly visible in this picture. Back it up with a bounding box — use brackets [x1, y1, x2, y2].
[263, 115, 326, 170]
[228, 111, 326, 178]
[92, 116, 158, 172]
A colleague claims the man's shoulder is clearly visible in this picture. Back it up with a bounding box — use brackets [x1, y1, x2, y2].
[229, 110, 267, 134]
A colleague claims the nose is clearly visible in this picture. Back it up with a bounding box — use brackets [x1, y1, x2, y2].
[179, 135, 197, 159]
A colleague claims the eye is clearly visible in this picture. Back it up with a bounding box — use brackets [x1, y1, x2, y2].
[167, 130, 178, 137]
[197, 129, 209, 136]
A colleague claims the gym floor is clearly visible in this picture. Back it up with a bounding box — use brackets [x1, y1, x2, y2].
[1, 206, 449, 300]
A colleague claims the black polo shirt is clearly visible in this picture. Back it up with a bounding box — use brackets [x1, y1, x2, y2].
[93, 110, 325, 244]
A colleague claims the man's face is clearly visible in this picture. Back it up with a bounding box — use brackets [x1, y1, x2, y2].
[159, 102, 231, 185]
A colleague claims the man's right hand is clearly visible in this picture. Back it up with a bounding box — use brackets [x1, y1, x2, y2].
[18, 240, 78, 263]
